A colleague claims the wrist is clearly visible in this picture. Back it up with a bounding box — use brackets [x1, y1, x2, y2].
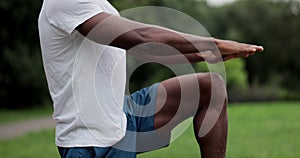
[212, 37, 220, 46]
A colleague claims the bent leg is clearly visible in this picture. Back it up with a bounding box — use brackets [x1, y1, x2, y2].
[154, 73, 228, 158]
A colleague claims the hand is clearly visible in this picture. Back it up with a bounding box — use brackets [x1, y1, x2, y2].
[214, 39, 264, 56]
[199, 51, 255, 64]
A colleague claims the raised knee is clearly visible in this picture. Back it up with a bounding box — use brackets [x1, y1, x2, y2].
[197, 73, 225, 89]
[198, 73, 228, 110]
[209, 73, 225, 85]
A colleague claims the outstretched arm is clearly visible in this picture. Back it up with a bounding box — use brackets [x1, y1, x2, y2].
[77, 12, 263, 59]
[128, 50, 250, 64]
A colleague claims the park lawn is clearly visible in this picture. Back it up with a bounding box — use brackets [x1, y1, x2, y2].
[0, 129, 59, 158]
[0, 102, 299, 158]
[139, 102, 300, 158]
[226, 102, 300, 158]
[0, 106, 52, 125]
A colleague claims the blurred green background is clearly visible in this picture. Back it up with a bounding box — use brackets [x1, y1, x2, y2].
[1, 0, 300, 109]
[0, 0, 299, 157]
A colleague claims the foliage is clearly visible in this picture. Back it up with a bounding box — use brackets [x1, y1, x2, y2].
[1, 0, 300, 109]
[129, 63, 175, 93]
[215, 0, 300, 92]
[0, 0, 47, 109]
[194, 58, 249, 90]
[224, 59, 248, 90]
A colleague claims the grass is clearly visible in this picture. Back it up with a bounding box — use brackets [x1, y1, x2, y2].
[140, 102, 300, 158]
[0, 106, 52, 125]
[0, 102, 299, 158]
[0, 129, 59, 158]
[226, 102, 300, 158]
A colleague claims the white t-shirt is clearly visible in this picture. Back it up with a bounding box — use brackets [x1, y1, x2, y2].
[38, 0, 127, 147]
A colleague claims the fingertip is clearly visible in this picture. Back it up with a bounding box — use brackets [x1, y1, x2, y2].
[251, 45, 264, 52]
[255, 46, 264, 52]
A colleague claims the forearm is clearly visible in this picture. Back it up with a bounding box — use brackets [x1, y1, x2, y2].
[77, 13, 216, 55]
[111, 24, 217, 55]
[128, 50, 205, 64]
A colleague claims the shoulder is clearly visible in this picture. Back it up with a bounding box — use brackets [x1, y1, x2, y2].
[44, 0, 104, 34]
[46, 0, 80, 15]
[45, 0, 104, 17]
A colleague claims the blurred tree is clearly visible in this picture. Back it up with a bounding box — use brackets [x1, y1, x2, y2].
[194, 58, 249, 90]
[0, 0, 48, 109]
[215, 0, 300, 94]
[1, 0, 299, 109]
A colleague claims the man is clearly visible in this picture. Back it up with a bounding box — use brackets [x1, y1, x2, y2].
[38, 0, 263, 158]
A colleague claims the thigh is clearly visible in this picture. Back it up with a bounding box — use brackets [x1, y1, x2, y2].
[154, 73, 223, 130]
[119, 83, 170, 153]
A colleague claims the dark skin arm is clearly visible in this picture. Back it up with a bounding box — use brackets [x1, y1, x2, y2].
[76, 12, 263, 63]
[128, 51, 247, 64]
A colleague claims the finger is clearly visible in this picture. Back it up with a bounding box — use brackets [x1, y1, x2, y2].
[250, 45, 264, 52]
[246, 47, 257, 54]
[233, 53, 248, 59]
[240, 53, 249, 58]
[256, 46, 264, 52]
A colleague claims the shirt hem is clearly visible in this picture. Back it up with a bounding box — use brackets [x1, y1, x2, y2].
[56, 138, 123, 148]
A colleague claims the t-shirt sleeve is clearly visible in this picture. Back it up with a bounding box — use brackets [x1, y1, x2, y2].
[46, 0, 104, 34]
